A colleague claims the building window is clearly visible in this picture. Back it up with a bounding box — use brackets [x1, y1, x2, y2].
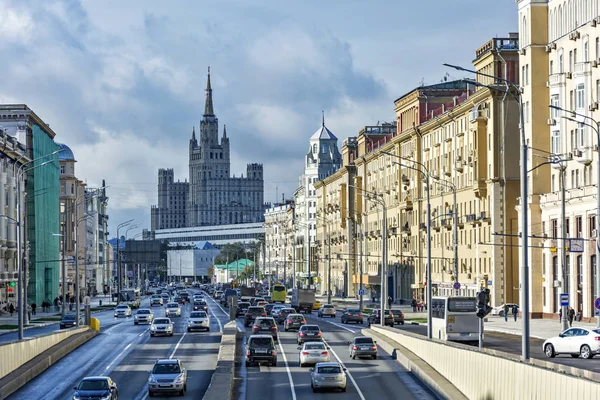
[551, 95, 560, 118]
[590, 215, 597, 237]
[576, 216, 582, 237]
[576, 84, 585, 109]
[60, 165, 65, 174]
[570, 90, 575, 110]
[578, 123, 585, 148]
[551, 130, 561, 155]
[552, 219, 558, 238]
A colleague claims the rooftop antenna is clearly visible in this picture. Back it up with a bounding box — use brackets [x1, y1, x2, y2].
[419, 77, 426, 87]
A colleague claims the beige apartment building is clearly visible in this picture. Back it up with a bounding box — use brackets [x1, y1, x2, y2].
[315, 34, 522, 307]
[264, 202, 295, 286]
[518, 0, 600, 320]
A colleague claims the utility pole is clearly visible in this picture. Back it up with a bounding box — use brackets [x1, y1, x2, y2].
[560, 165, 569, 331]
[359, 219, 364, 312]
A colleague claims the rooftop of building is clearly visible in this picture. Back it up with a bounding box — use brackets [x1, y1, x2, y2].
[56, 143, 75, 161]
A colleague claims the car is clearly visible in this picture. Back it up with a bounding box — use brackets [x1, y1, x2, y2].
[60, 313, 82, 329]
[318, 304, 337, 318]
[543, 327, 600, 359]
[174, 295, 184, 304]
[160, 293, 170, 303]
[271, 304, 285, 318]
[310, 362, 347, 393]
[245, 334, 277, 367]
[284, 313, 306, 331]
[244, 306, 267, 327]
[147, 358, 187, 397]
[114, 305, 132, 318]
[298, 341, 330, 367]
[491, 303, 519, 316]
[214, 290, 223, 299]
[276, 307, 296, 324]
[179, 291, 190, 303]
[150, 318, 174, 337]
[252, 317, 278, 341]
[193, 294, 204, 302]
[236, 302, 251, 317]
[263, 295, 272, 303]
[368, 309, 394, 327]
[348, 336, 378, 359]
[193, 300, 208, 311]
[72, 376, 118, 400]
[313, 300, 322, 311]
[391, 309, 405, 325]
[150, 296, 163, 307]
[256, 301, 268, 308]
[187, 311, 210, 332]
[135, 309, 155, 325]
[166, 302, 181, 317]
[297, 324, 323, 345]
[341, 308, 364, 324]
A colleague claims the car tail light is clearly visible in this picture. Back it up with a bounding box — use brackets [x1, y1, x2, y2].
[279, 313, 284, 317]
[347, 313, 353, 316]
[352, 345, 358, 350]
[359, 313, 363, 317]
[302, 351, 310, 355]
[272, 326, 278, 330]
[247, 350, 251, 355]
[316, 332, 322, 336]
[271, 350, 277, 355]
[300, 332, 305, 336]
[262, 314, 267, 317]
[371, 345, 377, 350]
[321, 351, 328, 355]
[252, 325, 258, 330]
[595, 337, 600, 341]
[246, 313, 251, 317]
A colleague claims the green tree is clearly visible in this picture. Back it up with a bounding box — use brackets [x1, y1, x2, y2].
[214, 242, 247, 265]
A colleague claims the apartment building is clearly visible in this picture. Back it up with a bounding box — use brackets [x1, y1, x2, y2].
[264, 202, 294, 285]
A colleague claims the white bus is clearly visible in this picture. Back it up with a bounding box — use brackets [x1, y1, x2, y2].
[431, 296, 479, 342]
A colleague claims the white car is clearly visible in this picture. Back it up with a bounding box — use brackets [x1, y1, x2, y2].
[490, 303, 519, 316]
[318, 304, 337, 318]
[271, 305, 285, 318]
[166, 303, 181, 317]
[114, 305, 132, 318]
[151, 318, 174, 337]
[543, 327, 600, 359]
[187, 311, 210, 332]
[298, 341, 330, 367]
[134, 309, 155, 325]
[150, 296, 163, 307]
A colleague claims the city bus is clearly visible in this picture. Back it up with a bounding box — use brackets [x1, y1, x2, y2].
[431, 296, 478, 342]
[120, 289, 141, 308]
[271, 284, 286, 303]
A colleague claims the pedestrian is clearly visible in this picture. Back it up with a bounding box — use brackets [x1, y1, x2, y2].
[568, 307, 575, 327]
[512, 304, 518, 322]
[53, 297, 58, 311]
[9, 303, 14, 316]
[411, 298, 417, 312]
[387, 296, 392, 309]
[31, 303, 36, 315]
[504, 304, 509, 322]
[559, 307, 563, 324]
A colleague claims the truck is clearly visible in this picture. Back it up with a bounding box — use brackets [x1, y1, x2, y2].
[223, 288, 238, 307]
[291, 288, 316, 314]
[241, 287, 256, 297]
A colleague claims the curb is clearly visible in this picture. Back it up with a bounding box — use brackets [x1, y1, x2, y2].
[485, 327, 546, 340]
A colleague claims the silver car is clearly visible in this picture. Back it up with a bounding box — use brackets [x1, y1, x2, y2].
[187, 311, 210, 332]
[150, 296, 163, 307]
[147, 358, 187, 396]
[318, 304, 337, 318]
[310, 362, 347, 392]
[150, 318, 174, 337]
[165, 302, 181, 317]
[298, 341, 330, 367]
[134, 309, 155, 325]
[114, 305, 131, 318]
[348, 336, 377, 359]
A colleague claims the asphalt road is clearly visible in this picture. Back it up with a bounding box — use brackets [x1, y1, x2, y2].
[228, 303, 435, 400]
[9, 291, 230, 400]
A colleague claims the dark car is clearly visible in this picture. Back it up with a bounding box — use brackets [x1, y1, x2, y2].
[237, 302, 251, 317]
[264, 303, 275, 315]
[60, 314, 82, 329]
[348, 336, 378, 359]
[252, 317, 278, 341]
[193, 300, 208, 311]
[391, 309, 405, 325]
[368, 309, 394, 327]
[73, 376, 118, 400]
[179, 291, 190, 302]
[284, 313, 306, 331]
[297, 324, 323, 345]
[174, 295, 184, 304]
[244, 306, 267, 327]
[341, 308, 364, 324]
[245, 334, 277, 367]
[276, 307, 296, 324]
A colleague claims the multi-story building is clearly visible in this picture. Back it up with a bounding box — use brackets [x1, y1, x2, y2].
[264, 202, 294, 285]
[0, 127, 30, 311]
[151, 68, 265, 231]
[314, 34, 521, 307]
[0, 105, 61, 307]
[518, 0, 600, 320]
[83, 184, 109, 296]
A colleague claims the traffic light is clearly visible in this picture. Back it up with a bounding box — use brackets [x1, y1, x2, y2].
[476, 288, 491, 318]
[10, 281, 15, 287]
[354, 176, 363, 223]
[340, 183, 347, 229]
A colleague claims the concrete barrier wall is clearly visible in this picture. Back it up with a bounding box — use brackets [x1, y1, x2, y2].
[203, 321, 238, 400]
[0, 327, 89, 380]
[371, 326, 600, 400]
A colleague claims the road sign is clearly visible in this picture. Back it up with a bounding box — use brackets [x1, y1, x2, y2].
[453, 282, 461, 290]
[595, 297, 600, 311]
[569, 238, 585, 253]
[560, 293, 569, 307]
[359, 289, 365, 295]
[67, 256, 75, 265]
[83, 296, 91, 305]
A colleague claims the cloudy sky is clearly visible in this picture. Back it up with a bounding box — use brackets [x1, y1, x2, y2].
[0, 0, 516, 238]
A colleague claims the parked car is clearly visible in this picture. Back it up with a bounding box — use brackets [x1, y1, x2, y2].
[245, 334, 277, 367]
[298, 341, 330, 367]
[252, 317, 278, 341]
[244, 306, 267, 327]
[491, 303, 519, 317]
[147, 358, 187, 396]
[284, 313, 306, 331]
[60, 313, 82, 329]
[391, 309, 405, 325]
[543, 327, 600, 359]
[348, 336, 378, 359]
[72, 376, 118, 400]
[276, 307, 297, 324]
[341, 308, 364, 324]
[150, 318, 174, 337]
[297, 324, 323, 345]
[134, 309, 155, 325]
[114, 305, 132, 318]
[310, 362, 347, 392]
[187, 311, 210, 332]
[165, 302, 181, 317]
[368, 309, 394, 327]
[317, 304, 336, 318]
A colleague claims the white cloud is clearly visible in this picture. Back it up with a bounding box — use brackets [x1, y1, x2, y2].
[0, 2, 33, 43]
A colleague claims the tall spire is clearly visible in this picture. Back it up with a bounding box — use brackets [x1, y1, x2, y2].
[191, 126, 196, 141]
[204, 66, 214, 116]
[223, 124, 227, 138]
[322, 110, 325, 126]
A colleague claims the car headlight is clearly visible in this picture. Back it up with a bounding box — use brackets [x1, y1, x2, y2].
[151, 326, 156, 331]
[73, 393, 81, 400]
[148, 375, 157, 383]
[100, 395, 111, 400]
[174, 374, 185, 384]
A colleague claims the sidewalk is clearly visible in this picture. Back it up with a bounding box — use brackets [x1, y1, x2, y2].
[483, 315, 597, 340]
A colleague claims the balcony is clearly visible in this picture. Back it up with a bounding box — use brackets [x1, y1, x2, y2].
[441, 219, 452, 229]
[472, 178, 487, 198]
[548, 73, 567, 87]
[401, 225, 410, 234]
[399, 196, 413, 211]
[574, 62, 592, 76]
[419, 222, 427, 231]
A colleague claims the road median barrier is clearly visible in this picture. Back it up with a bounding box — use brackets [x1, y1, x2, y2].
[203, 321, 238, 400]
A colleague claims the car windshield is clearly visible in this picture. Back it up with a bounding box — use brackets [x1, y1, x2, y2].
[305, 343, 325, 350]
[354, 338, 373, 344]
[282, 309, 294, 313]
[347, 309, 360, 313]
[249, 307, 265, 313]
[63, 315, 76, 320]
[318, 366, 341, 374]
[250, 337, 272, 347]
[153, 363, 181, 374]
[593, 329, 600, 335]
[323, 305, 334, 309]
[190, 312, 207, 318]
[116, 306, 128, 310]
[154, 319, 170, 324]
[257, 319, 274, 327]
[290, 316, 304, 321]
[168, 303, 178, 307]
[302, 325, 320, 331]
[78, 379, 109, 390]
[138, 310, 151, 314]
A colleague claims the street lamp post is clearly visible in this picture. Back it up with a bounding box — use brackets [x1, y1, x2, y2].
[115, 220, 134, 304]
[433, 178, 459, 294]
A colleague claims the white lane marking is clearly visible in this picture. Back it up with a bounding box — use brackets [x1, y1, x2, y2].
[138, 328, 149, 337]
[277, 339, 297, 400]
[325, 320, 357, 333]
[209, 306, 223, 332]
[169, 332, 187, 359]
[321, 338, 366, 400]
[103, 343, 132, 374]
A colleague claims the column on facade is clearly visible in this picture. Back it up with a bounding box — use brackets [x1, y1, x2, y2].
[6, 173, 17, 271]
[0, 164, 7, 274]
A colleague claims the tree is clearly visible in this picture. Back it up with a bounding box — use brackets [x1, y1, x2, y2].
[214, 242, 247, 265]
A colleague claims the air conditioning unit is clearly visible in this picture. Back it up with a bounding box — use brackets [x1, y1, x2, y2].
[455, 163, 464, 173]
[590, 102, 599, 111]
[442, 167, 451, 177]
[467, 244, 472, 249]
[593, 18, 598, 27]
[569, 31, 581, 40]
[592, 229, 598, 238]
[546, 81, 551, 87]
[573, 149, 583, 157]
[547, 118, 557, 126]
[565, 72, 573, 79]
[593, 60, 599, 68]
[519, 48, 526, 55]
[545, 42, 557, 52]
